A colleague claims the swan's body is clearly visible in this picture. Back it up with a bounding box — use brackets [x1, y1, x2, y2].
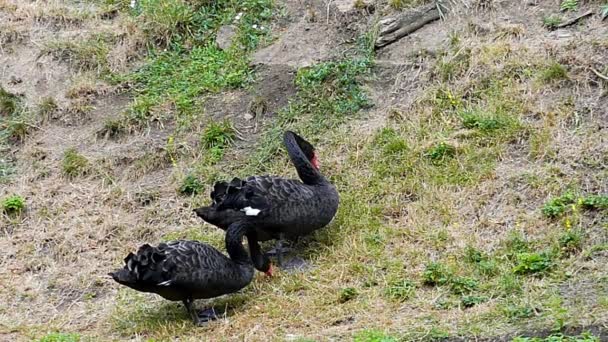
[195, 131, 339, 269]
[109, 222, 270, 324]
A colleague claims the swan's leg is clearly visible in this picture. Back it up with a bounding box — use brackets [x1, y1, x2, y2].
[276, 237, 284, 267]
[182, 299, 220, 325]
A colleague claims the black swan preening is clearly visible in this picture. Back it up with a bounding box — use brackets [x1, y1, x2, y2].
[194, 131, 339, 269]
[109, 222, 271, 325]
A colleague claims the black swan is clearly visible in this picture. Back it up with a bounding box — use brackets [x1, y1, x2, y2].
[194, 131, 339, 269]
[109, 222, 271, 325]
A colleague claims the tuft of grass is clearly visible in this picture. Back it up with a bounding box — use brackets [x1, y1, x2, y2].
[542, 192, 576, 218]
[201, 120, 236, 150]
[354, 329, 398, 342]
[539, 63, 568, 84]
[388, 0, 424, 10]
[385, 279, 416, 301]
[38, 332, 81, 342]
[542, 193, 607, 219]
[178, 174, 205, 196]
[62, 148, 90, 178]
[449, 276, 478, 295]
[461, 295, 488, 308]
[513, 252, 553, 275]
[512, 332, 599, 342]
[560, 0, 578, 12]
[558, 229, 583, 255]
[460, 110, 506, 132]
[542, 16, 562, 30]
[424, 142, 456, 162]
[580, 194, 608, 210]
[38, 97, 58, 117]
[2, 194, 25, 215]
[0, 86, 21, 116]
[42, 34, 112, 73]
[338, 287, 358, 303]
[422, 262, 452, 286]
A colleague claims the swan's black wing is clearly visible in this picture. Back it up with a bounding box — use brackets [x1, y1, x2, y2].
[113, 240, 230, 288]
[213, 176, 315, 217]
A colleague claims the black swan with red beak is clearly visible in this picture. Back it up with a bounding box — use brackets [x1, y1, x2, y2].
[194, 131, 339, 269]
[109, 222, 271, 325]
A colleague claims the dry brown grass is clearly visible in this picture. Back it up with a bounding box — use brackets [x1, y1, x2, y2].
[1, 0, 607, 341]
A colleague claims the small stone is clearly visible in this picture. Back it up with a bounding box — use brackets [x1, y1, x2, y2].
[216, 25, 237, 50]
[243, 113, 254, 121]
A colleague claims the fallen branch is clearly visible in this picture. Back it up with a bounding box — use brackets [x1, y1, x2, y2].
[375, 2, 450, 48]
[555, 10, 593, 29]
[590, 67, 608, 81]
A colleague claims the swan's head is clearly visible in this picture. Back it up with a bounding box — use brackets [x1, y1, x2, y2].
[287, 130, 320, 169]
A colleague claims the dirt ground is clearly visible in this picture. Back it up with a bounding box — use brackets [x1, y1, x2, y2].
[1, 0, 607, 341]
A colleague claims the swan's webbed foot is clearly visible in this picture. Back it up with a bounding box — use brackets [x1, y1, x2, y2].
[193, 307, 221, 325]
[281, 256, 310, 272]
[183, 299, 222, 326]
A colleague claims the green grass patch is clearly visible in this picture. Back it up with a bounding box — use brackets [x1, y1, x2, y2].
[422, 262, 452, 286]
[385, 279, 416, 301]
[38, 332, 81, 342]
[42, 34, 112, 73]
[178, 174, 205, 196]
[119, 0, 272, 129]
[539, 62, 568, 84]
[62, 148, 90, 178]
[338, 287, 358, 303]
[513, 252, 554, 275]
[354, 329, 398, 342]
[2, 194, 25, 215]
[512, 332, 600, 342]
[542, 192, 608, 218]
[542, 16, 562, 30]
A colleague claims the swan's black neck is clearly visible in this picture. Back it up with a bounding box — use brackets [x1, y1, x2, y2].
[284, 131, 324, 185]
[225, 222, 251, 265]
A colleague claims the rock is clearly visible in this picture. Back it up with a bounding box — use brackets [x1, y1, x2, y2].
[216, 25, 237, 50]
[243, 113, 254, 121]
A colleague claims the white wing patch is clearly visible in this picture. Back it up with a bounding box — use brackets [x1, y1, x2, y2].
[241, 206, 261, 216]
[157, 280, 172, 286]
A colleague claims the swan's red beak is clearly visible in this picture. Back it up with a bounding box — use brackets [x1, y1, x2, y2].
[265, 264, 273, 277]
[311, 154, 320, 169]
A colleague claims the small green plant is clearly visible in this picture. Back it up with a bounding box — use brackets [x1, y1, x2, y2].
[502, 303, 534, 320]
[178, 175, 204, 196]
[560, 0, 578, 12]
[580, 194, 608, 210]
[385, 279, 416, 301]
[39, 332, 81, 342]
[354, 329, 398, 342]
[2, 194, 25, 215]
[558, 229, 583, 255]
[62, 148, 89, 178]
[513, 252, 553, 275]
[461, 111, 505, 132]
[512, 332, 599, 342]
[542, 192, 576, 218]
[0, 86, 21, 116]
[38, 96, 58, 117]
[542, 15, 562, 30]
[201, 120, 236, 150]
[339, 287, 358, 303]
[461, 295, 488, 308]
[449, 276, 478, 295]
[424, 142, 456, 162]
[539, 62, 568, 83]
[422, 262, 451, 286]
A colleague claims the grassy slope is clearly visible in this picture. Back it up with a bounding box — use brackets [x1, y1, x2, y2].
[1, 0, 607, 341]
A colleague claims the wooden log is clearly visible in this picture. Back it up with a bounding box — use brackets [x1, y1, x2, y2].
[375, 2, 448, 49]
